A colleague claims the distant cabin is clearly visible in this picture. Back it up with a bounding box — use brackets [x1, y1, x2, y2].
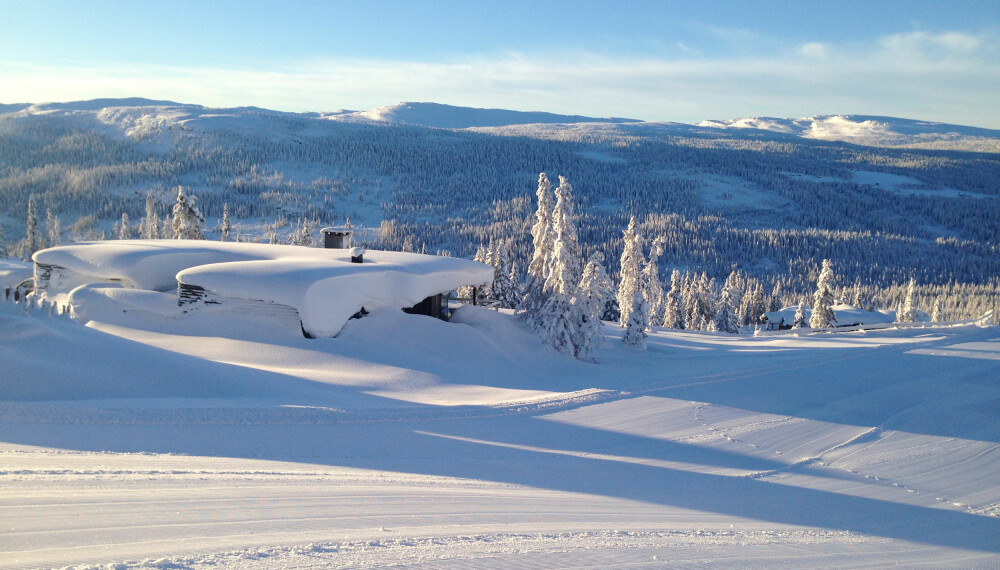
[32, 239, 494, 338]
[761, 303, 898, 331]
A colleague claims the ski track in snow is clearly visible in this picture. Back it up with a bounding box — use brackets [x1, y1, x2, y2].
[2, 301, 999, 568]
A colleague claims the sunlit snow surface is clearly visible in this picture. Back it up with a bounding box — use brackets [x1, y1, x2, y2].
[1, 291, 999, 568]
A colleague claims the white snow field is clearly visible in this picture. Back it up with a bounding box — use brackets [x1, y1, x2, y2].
[1, 281, 999, 568]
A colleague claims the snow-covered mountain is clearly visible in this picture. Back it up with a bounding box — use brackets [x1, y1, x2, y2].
[698, 115, 1000, 151]
[325, 101, 642, 129]
[2, 97, 999, 301]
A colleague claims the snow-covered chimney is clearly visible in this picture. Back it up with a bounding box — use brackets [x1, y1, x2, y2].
[350, 246, 365, 263]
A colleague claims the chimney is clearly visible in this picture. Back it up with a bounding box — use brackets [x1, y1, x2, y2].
[350, 246, 365, 263]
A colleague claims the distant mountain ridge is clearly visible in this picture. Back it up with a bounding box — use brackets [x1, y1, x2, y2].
[698, 115, 1000, 151]
[3, 97, 998, 151]
[324, 102, 643, 129]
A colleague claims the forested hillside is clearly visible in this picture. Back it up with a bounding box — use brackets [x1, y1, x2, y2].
[1, 100, 998, 318]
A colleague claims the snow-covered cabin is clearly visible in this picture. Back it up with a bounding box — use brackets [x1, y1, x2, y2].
[761, 302, 898, 331]
[32, 240, 494, 338]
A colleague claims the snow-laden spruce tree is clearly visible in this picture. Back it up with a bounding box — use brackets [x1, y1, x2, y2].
[23, 195, 45, 260]
[617, 216, 644, 327]
[171, 186, 206, 240]
[931, 297, 942, 322]
[490, 239, 520, 309]
[642, 235, 667, 327]
[220, 203, 232, 242]
[714, 271, 742, 334]
[518, 173, 555, 328]
[897, 278, 918, 323]
[577, 252, 614, 355]
[622, 287, 649, 350]
[793, 299, 808, 328]
[141, 191, 160, 239]
[539, 176, 590, 359]
[543, 177, 582, 301]
[810, 259, 837, 328]
[117, 213, 132, 240]
[45, 209, 61, 247]
[663, 269, 684, 329]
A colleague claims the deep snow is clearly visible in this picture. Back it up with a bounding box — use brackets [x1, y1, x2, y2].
[1, 282, 999, 568]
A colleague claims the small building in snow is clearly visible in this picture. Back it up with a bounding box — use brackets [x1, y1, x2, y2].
[33, 240, 494, 338]
[761, 302, 898, 331]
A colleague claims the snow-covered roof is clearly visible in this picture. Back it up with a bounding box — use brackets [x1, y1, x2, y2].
[762, 303, 897, 327]
[33, 240, 494, 337]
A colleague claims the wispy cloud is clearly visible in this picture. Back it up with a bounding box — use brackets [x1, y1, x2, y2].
[2, 30, 997, 127]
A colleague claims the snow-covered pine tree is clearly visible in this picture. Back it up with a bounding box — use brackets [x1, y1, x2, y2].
[517, 172, 555, 328]
[142, 191, 160, 239]
[714, 271, 742, 334]
[810, 259, 837, 328]
[540, 176, 590, 359]
[642, 235, 667, 327]
[683, 271, 700, 329]
[931, 297, 942, 322]
[698, 273, 717, 327]
[577, 252, 614, 353]
[574, 252, 611, 362]
[622, 287, 649, 350]
[617, 216, 644, 327]
[220, 203, 232, 242]
[543, 176, 582, 299]
[491, 240, 519, 309]
[23, 195, 44, 259]
[897, 278, 918, 323]
[663, 268, 684, 329]
[171, 186, 206, 240]
[45, 209, 61, 247]
[0, 223, 6, 258]
[793, 299, 808, 328]
[118, 213, 132, 240]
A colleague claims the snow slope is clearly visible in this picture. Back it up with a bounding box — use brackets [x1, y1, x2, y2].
[1, 291, 999, 568]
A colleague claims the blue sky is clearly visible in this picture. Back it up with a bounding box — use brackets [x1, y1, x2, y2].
[2, 0, 999, 126]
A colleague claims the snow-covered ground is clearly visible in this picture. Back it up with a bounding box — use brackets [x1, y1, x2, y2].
[2, 281, 999, 568]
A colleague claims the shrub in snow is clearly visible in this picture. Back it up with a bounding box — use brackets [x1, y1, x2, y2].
[171, 186, 206, 240]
